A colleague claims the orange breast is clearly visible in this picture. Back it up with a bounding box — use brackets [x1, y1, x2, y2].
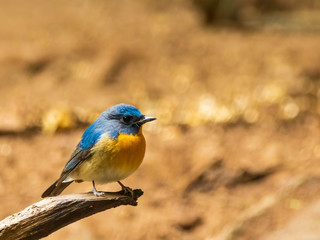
[115, 129, 146, 172]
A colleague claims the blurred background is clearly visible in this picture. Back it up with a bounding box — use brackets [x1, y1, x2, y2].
[1, 0, 320, 239]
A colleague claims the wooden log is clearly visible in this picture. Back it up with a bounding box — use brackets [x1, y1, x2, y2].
[0, 189, 143, 240]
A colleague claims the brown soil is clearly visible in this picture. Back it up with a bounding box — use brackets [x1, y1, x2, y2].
[1, 1, 320, 239]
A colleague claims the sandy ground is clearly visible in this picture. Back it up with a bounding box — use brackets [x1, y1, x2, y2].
[1, 0, 320, 239]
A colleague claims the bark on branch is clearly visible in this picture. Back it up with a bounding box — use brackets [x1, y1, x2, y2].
[0, 189, 143, 240]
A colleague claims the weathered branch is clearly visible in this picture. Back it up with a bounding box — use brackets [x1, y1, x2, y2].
[0, 189, 143, 240]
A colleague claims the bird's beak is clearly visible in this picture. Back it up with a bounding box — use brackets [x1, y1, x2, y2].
[137, 116, 156, 125]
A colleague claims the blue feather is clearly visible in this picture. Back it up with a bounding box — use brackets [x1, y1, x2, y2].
[112, 104, 142, 116]
[80, 118, 106, 150]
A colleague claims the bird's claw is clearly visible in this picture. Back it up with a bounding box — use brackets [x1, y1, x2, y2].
[122, 186, 134, 198]
[92, 181, 107, 197]
[118, 181, 134, 198]
[93, 190, 106, 197]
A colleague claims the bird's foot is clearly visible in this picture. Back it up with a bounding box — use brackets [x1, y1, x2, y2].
[122, 186, 134, 197]
[92, 181, 106, 197]
[118, 181, 134, 198]
[92, 189, 106, 197]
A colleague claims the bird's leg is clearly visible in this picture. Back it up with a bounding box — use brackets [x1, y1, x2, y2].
[117, 181, 134, 197]
[92, 181, 105, 197]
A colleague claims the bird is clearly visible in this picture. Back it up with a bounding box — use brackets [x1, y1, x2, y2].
[41, 103, 156, 198]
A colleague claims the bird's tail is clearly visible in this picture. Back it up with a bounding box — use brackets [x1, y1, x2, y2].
[41, 179, 73, 198]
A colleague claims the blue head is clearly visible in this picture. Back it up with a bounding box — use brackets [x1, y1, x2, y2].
[102, 103, 156, 135]
[80, 104, 156, 150]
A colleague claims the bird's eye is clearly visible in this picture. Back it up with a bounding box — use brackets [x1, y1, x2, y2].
[122, 116, 133, 124]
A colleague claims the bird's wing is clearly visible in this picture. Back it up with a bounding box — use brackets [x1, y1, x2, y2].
[59, 122, 105, 180]
[61, 144, 92, 176]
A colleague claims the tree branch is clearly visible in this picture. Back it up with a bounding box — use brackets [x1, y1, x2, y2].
[0, 189, 143, 240]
